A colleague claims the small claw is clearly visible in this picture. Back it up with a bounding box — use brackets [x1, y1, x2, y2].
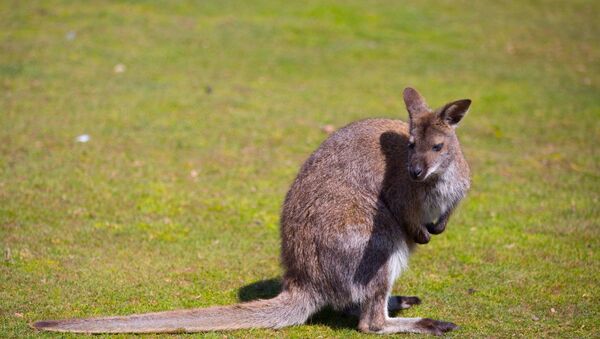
[401, 296, 422, 307]
[388, 296, 422, 312]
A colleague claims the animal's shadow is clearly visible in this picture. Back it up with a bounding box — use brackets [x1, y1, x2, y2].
[237, 278, 406, 331]
[237, 278, 355, 330]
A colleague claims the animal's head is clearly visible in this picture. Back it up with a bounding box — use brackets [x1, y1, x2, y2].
[402, 87, 471, 182]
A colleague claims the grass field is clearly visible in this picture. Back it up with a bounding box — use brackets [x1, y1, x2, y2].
[1, 0, 599, 337]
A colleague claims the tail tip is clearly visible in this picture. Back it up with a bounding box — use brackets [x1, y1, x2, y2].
[31, 320, 60, 330]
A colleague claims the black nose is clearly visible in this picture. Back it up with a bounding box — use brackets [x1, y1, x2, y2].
[409, 166, 423, 179]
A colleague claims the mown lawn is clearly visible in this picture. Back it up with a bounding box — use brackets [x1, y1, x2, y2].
[1, 0, 598, 337]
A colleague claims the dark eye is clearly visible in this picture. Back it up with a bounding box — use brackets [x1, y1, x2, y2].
[408, 142, 415, 149]
[432, 143, 443, 152]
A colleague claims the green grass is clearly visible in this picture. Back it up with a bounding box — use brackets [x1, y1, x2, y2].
[1, 0, 598, 337]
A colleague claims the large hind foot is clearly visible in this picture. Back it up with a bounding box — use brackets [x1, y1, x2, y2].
[410, 318, 458, 335]
[368, 317, 458, 336]
[359, 293, 457, 336]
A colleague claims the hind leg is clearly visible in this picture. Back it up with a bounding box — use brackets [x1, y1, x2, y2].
[357, 289, 388, 333]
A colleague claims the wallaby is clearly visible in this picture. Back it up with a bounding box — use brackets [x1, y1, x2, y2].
[33, 87, 471, 335]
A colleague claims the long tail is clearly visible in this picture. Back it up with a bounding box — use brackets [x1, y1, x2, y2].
[31, 290, 317, 334]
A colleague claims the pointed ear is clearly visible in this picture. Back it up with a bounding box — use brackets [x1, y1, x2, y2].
[403, 87, 429, 120]
[438, 99, 471, 126]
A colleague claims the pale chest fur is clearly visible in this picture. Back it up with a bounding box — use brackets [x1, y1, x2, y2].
[387, 244, 411, 287]
[420, 164, 469, 224]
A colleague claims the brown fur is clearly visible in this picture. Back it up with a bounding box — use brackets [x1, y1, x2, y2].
[32, 87, 471, 335]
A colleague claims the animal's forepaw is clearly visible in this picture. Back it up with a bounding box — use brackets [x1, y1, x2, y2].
[425, 222, 446, 235]
[413, 228, 431, 244]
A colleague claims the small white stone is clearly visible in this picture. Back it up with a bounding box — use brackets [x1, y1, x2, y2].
[65, 31, 76, 41]
[114, 63, 126, 73]
[75, 134, 90, 143]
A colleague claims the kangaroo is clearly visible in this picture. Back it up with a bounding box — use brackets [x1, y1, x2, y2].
[32, 87, 472, 335]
